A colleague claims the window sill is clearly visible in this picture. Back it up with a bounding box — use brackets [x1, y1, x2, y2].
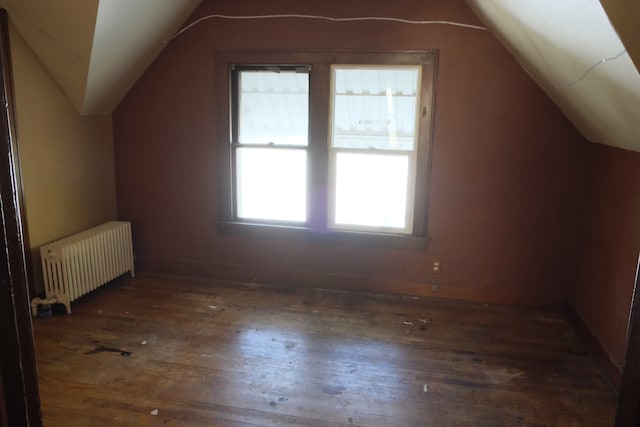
[217, 221, 429, 250]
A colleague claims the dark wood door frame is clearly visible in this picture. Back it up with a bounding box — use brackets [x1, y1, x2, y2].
[616, 254, 640, 426]
[0, 8, 42, 427]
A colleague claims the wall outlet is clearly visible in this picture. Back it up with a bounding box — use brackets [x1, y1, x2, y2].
[432, 259, 441, 273]
[431, 284, 439, 292]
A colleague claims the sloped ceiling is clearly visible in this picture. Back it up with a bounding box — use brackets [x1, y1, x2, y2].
[467, 0, 640, 152]
[0, 0, 201, 115]
[2, 0, 639, 152]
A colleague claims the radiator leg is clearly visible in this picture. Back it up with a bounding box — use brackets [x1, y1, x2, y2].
[60, 293, 71, 314]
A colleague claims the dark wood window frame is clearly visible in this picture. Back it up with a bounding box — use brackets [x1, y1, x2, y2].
[215, 50, 438, 250]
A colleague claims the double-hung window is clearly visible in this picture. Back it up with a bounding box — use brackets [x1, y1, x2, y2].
[217, 51, 437, 248]
[232, 66, 310, 223]
[329, 66, 420, 234]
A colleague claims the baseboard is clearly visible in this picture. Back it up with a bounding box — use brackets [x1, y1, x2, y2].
[135, 256, 565, 309]
[564, 300, 623, 392]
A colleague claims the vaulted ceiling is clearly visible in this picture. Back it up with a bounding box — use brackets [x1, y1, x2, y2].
[468, 0, 640, 152]
[0, 0, 201, 115]
[2, 0, 639, 151]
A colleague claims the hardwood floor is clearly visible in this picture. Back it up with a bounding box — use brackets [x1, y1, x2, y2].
[33, 275, 616, 426]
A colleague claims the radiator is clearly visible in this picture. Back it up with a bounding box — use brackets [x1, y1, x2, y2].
[40, 221, 134, 314]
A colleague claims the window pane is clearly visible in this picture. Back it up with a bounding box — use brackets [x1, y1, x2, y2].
[333, 152, 410, 230]
[332, 67, 419, 151]
[239, 71, 308, 146]
[236, 147, 306, 222]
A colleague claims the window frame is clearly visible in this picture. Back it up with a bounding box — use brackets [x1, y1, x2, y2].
[216, 50, 438, 250]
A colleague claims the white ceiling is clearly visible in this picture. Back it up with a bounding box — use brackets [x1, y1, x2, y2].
[0, 0, 201, 115]
[467, 0, 640, 152]
[2, 0, 639, 151]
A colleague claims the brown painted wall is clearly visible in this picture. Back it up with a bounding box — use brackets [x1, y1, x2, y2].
[600, 0, 640, 73]
[113, 0, 587, 307]
[570, 143, 640, 385]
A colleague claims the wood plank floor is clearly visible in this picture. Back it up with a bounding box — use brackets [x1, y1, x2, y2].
[33, 275, 617, 426]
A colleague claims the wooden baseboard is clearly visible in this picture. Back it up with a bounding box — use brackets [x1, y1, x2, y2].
[135, 256, 565, 309]
[564, 300, 622, 392]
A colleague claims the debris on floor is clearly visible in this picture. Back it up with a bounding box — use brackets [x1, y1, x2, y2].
[150, 409, 158, 416]
[37, 303, 53, 318]
[85, 345, 132, 357]
[322, 385, 346, 395]
[400, 317, 431, 332]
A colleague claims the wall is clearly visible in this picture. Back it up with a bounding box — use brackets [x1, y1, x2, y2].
[600, 0, 640, 73]
[570, 142, 640, 387]
[114, 0, 588, 308]
[9, 23, 117, 294]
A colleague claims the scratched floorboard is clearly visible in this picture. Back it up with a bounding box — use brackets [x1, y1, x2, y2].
[33, 275, 617, 426]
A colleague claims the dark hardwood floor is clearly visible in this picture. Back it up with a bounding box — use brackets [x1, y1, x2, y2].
[33, 275, 616, 426]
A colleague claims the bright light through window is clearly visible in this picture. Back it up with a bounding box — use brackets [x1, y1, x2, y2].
[227, 56, 431, 239]
[335, 152, 409, 228]
[234, 69, 309, 222]
[239, 71, 308, 145]
[330, 66, 420, 233]
[236, 148, 307, 222]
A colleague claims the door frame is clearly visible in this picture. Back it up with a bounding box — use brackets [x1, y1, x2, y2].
[616, 254, 640, 426]
[0, 8, 42, 427]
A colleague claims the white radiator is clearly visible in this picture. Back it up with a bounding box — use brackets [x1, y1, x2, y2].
[40, 221, 134, 314]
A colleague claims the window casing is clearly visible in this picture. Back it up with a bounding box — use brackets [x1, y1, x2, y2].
[217, 51, 437, 249]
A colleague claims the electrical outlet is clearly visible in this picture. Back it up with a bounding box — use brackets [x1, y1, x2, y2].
[432, 259, 441, 273]
[431, 284, 439, 292]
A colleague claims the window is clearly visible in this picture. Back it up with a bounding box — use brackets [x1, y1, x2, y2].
[233, 66, 309, 223]
[217, 51, 437, 248]
[329, 66, 420, 234]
